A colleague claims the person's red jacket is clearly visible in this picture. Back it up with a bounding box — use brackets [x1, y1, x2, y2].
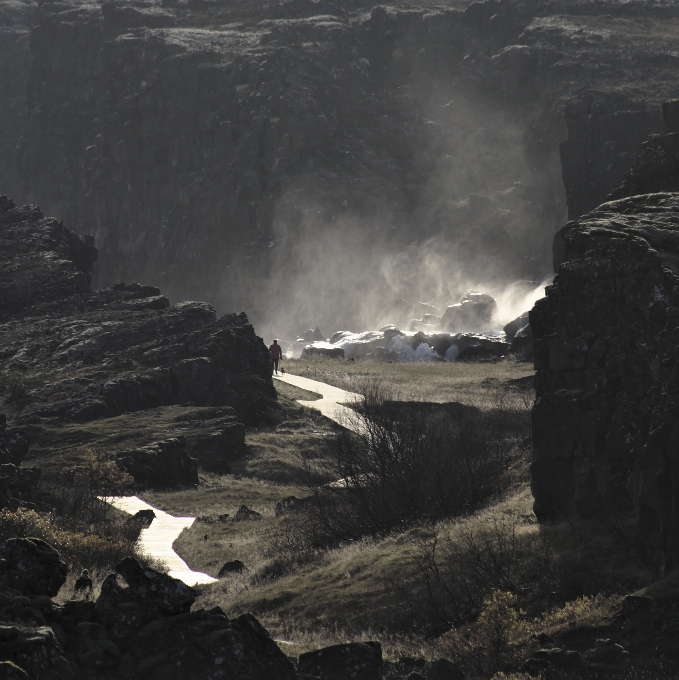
[269, 343, 283, 359]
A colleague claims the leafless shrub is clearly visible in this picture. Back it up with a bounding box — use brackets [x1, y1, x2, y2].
[299, 380, 525, 543]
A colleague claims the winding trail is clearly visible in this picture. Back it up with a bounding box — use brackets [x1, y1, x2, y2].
[273, 372, 362, 431]
[102, 495, 217, 587]
[100, 374, 360, 586]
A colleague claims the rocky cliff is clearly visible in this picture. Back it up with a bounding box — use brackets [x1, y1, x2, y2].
[531, 191, 679, 562]
[3, 0, 679, 338]
[0, 195, 274, 486]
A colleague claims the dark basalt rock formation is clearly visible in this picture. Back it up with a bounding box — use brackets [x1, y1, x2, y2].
[0, 197, 275, 484]
[0, 550, 296, 680]
[114, 437, 198, 488]
[440, 291, 498, 333]
[531, 192, 679, 556]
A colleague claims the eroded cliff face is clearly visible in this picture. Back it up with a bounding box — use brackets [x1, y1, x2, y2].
[531, 192, 679, 560]
[0, 0, 37, 200]
[4, 0, 679, 337]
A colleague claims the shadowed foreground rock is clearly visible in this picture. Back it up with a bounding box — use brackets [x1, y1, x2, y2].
[298, 641, 383, 679]
[0, 549, 296, 680]
[531, 192, 679, 557]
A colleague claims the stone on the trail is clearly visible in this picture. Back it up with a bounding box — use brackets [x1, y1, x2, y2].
[218, 560, 245, 577]
[115, 557, 195, 615]
[114, 437, 198, 488]
[440, 290, 497, 332]
[427, 658, 466, 680]
[0, 538, 68, 597]
[234, 505, 262, 521]
[297, 641, 383, 680]
[128, 509, 156, 526]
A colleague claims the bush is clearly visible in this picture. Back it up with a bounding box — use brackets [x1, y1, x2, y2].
[0, 507, 139, 570]
[39, 448, 134, 526]
[300, 380, 525, 543]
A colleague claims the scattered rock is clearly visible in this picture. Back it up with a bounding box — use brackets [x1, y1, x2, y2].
[128, 509, 156, 526]
[301, 345, 346, 359]
[0, 626, 73, 680]
[218, 560, 245, 577]
[298, 641, 383, 679]
[456, 345, 498, 362]
[234, 505, 262, 521]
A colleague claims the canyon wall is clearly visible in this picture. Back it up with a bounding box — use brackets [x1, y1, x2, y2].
[531, 190, 679, 560]
[3, 0, 679, 337]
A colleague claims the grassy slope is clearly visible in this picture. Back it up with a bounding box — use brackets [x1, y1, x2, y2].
[136, 359, 537, 652]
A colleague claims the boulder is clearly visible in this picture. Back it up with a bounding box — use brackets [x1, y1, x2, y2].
[0, 538, 68, 597]
[298, 641, 383, 680]
[508, 322, 533, 359]
[427, 658, 466, 680]
[440, 291, 497, 332]
[115, 557, 195, 616]
[234, 505, 262, 521]
[114, 437, 198, 488]
[67, 621, 121, 668]
[218, 560, 245, 577]
[128, 509, 156, 526]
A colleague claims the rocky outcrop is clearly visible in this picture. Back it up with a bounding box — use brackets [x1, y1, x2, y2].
[114, 438, 198, 488]
[0, 549, 296, 680]
[440, 291, 497, 333]
[530, 192, 679, 557]
[0, 196, 97, 317]
[1, 199, 275, 457]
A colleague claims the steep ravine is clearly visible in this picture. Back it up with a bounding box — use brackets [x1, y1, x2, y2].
[2, 0, 678, 337]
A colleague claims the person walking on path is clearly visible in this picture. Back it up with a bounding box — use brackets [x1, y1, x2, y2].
[269, 339, 283, 374]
